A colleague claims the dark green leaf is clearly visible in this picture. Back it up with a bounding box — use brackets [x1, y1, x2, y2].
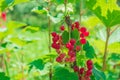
[109, 53, 120, 61]
[0, 72, 10, 80]
[62, 31, 69, 44]
[71, 29, 79, 41]
[29, 59, 44, 72]
[5, 0, 14, 5]
[53, 67, 78, 80]
[93, 67, 106, 80]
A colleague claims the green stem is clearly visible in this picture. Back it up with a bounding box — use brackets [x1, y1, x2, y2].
[102, 27, 110, 71]
[4, 56, 9, 76]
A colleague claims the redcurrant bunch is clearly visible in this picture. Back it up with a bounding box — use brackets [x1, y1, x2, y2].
[51, 21, 93, 80]
[73, 60, 93, 80]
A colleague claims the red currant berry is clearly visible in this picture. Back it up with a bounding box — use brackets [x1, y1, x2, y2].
[74, 21, 80, 29]
[51, 32, 57, 37]
[1, 12, 6, 21]
[79, 27, 87, 33]
[59, 53, 66, 59]
[87, 65, 93, 70]
[68, 50, 76, 57]
[80, 33, 85, 38]
[60, 25, 65, 31]
[86, 60, 93, 66]
[73, 66, 79, 72]
[76, 46, 81, 51]
[83, 31, 89, 37]
[56, 57, 62, 63]
[86, 70, 92, 77]
[79, 68, 84, 74]
[71, 24, 75, 30]
[80, 38, 86, 44]
[69, 56, 76, 62]
[65, 58, 70, 62]
[70, 39, 76, 45]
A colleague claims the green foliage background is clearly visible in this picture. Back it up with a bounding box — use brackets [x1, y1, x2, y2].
[0, 0, 120, 80]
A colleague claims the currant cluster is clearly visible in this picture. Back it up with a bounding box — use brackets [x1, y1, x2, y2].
[73, 60, 93, 80]
[51, 21, 93, 80]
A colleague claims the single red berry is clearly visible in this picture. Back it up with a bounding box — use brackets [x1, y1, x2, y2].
[69, 56, 76, 62]
[80, 38, 86, 44]
[79, 68, 84, 74]
[70, 39, 76, 45]
[51, 32, 57, 37]
[52, 35, 59, 42]
[60, 25, 65, 31]
[80, 33, 85, 38]
[87, 65, 93, 70]
[83, 31, 89, 37]
[86, 60, 93, 66]
[66, 42, 74, 50]
[52, 43, 60, 49]
[71, 24, 75, 30]
[74, 21, 80, 29]
[68, 50, 76, 57]
[76, 46, 81, 51]
[79, 27, 87, 33]
[85, 70, 92, 77]
[59, 53, 66, 59]
[65, 58, 70, 62]
[1, 12, 6, 21]
[73, 66, 79, 72]
[56, 57, 62, 63]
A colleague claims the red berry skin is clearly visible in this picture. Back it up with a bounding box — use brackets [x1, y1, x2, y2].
[68, 51, 76, 57]
[56, 57, 62, 63]
[52, 43, 60, 49]
[80, 33, 85, 38]
[69, 56, 76, 62]
[65, 58, 70, 62]
[86, 60, 93, 66]
[71, 24, 75, 30]
[79, 68, 84, 74]
[87, 65, 93, 70]
[86, 70, 92, 77]
[83, 31, 89, 37]
[1, 12, 6, 21]
[74, 21, 80, 29]
[66, 42, 74, 50]
[59, 53, 66, 59]
[73, 66, 79, 72]
[51, 32, 57, 37]
[52, 35, 59, 42]
[70, 39, 76, 45]
[79, 27, 87, 33]
[60, 25, 65, 31]
[80, 38, 86, 44]
[76, 46, 81, 51]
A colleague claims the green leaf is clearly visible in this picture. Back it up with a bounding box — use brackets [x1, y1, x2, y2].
[53, 67, 78, 80]
[0, 72, 10, 80]
[6, 0, 14, 5]
[93, 67, 106, 80]
[71, 29, 79, 40]
[86, 0, 120, 27]
[29, 59, 45, 72]
[83, 41, 96, 59]
[109, 53, 120, 61]
[62, 31, 69, 44]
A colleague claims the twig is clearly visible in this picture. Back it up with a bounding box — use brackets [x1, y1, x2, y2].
[102, 27, 110, 71]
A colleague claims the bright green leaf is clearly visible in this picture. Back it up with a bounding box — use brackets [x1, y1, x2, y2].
[71, 29, 79, 41]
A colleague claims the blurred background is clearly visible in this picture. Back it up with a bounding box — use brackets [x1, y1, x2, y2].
[0, 0, 120, 80]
